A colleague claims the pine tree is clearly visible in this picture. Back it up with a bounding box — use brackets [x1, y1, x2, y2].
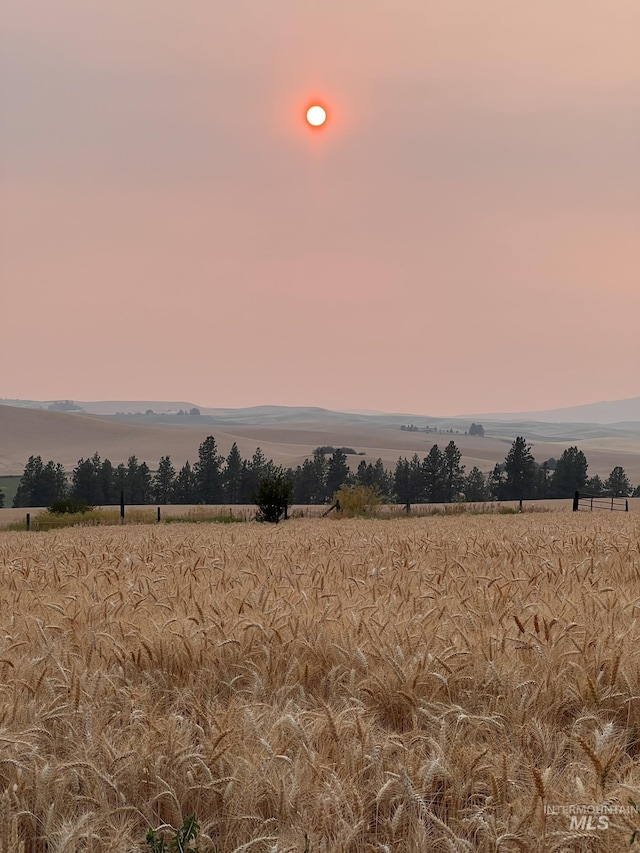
[326, 449, 351, 498]
[309, 449, 329, 503]
[223, 443, 243, 504]
[98, 459, 117, 504]
[535, 461, 552, 499]
[153, 456, 176, 504]
[13, 456, 44, 507]
[137, 462, 153, 503]
[40, 461, 68, 506]
[254, 467, 293, 523]
[373, 458, 393, 498]
[14, 456, 67, 506]
[584, 474, 604, 496]
[552, 447, 588, 498]
[488, 463, 505, 500]
[604, 466, 631, 498]
[127, 459, 152, 504]
[394, 458, 411, 510]
[442, 441, 465, 502]
[503, 437, 537, 500]
[71, 453, 102, 505]
[173, 461, 197, 504]
[408, 453, 424, 503]
[464, 467, 487, 501]
[113, 463, 128, 501]
[242, 447, 268, 504]
[423, 445, 446, 503]
[292, 460, 314, 504]
[194, 436, 223, 504]
[355, 458, 392, 499]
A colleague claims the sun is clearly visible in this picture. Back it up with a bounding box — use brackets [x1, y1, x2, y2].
[306, 105, 327, 127]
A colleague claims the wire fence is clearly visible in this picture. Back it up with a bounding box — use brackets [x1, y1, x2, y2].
[573, 491, 629, 512]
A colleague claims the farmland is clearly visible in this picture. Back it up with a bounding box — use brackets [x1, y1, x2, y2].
[1, 514, 640, 852]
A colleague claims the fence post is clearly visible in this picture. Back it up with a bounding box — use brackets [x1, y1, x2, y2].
[26, 513, 30, 531]
[573, 491, 580, 512]
[120, 490, 125, 523]
[626, 499, 629, 512]
[519, 498, 523, 512]
[157, 506, 161, 523]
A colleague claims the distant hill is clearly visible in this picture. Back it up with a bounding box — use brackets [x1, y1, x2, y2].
[469, 396, 640, 425]
[2, 400, 640, 484]
[4, 395, 639, 423]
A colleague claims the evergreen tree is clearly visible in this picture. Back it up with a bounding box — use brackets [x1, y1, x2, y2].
[173, 461, 197, 504]
[241, 447, 268, 503]
[124, 456, 152, 504]
[394, 457, 411, 510]
[373, 458, 393, 499]
[137, 462, 153, 503]
[113, 463, 128, 500]
[153, 455, 176, 504]
[326, 449, 351, 498]
[408, 453, 424, 503]
[125, 456, 140, 503]
[194, 436, 223, 503]
[254, 467, 293, 523]
[355, 459, 372, 488]
[422, 445, 446, 503]
[238, 460, 253, 503]
[0, 486, 4, 508]
[584, 474, 604, 496]
[309, 449, 329, 503]
[40, 461, 68, 506]
[222, 443, 243, 504]
[14, 455, 67, 506]
[442, 441, 465, 502]
[488, 463, 505, 500]
[355, 458, 392, 499]
[502, 437, 537, 500]
[535, 461, 552, 499]
[98, 459, 117, 504]
[71, 454, 102, 505]
[604, 466, 631, 498]
[464, 467, 487, 501]
[18, 454, 45, 505]
[632, 484, 640, 498]
[292, 460, 314, 504]
[552, 446, 588, 498]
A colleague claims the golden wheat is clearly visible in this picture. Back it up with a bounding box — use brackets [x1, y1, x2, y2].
[0, 514, 639, 851]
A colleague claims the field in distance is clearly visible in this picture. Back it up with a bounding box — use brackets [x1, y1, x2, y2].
[1, 513, 639, 850]
[2, 403, 640, 484]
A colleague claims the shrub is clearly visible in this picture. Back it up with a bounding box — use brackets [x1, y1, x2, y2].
[254, 468, 293, 523]
[48, 498, 92, 514]
[333, 484, 382, 517]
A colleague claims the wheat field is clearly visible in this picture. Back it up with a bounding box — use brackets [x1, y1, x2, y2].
[1, 514, 640, 852]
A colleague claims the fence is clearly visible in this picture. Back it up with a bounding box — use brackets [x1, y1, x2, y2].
[572, 491, 629, 512]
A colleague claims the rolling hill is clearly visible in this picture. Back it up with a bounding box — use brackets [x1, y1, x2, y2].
[1, 402, 639, 485]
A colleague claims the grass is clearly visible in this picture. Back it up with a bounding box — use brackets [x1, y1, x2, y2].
[0, 514, 639, 850]
[4, 506, 247, 531]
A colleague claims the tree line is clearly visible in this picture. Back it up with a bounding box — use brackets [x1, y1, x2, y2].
[6, 435, 639, 509]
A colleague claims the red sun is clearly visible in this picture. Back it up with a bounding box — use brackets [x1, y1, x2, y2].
[305, 104, 327, 127]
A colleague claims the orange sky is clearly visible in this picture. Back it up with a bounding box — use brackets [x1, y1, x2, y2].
[1, 1, 638, 416]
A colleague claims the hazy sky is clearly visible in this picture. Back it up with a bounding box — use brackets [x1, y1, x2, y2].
[2, 1, 638, 415]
